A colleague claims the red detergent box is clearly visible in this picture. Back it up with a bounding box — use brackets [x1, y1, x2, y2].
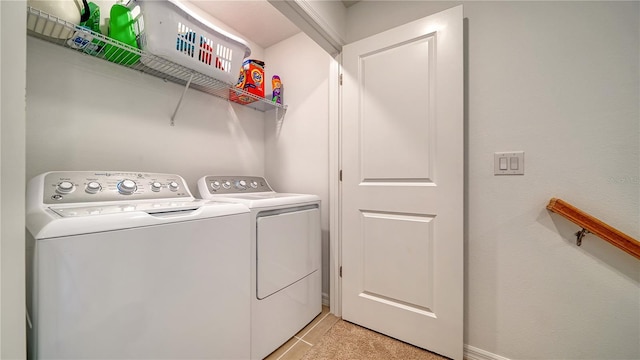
[230, 59, 265, 104]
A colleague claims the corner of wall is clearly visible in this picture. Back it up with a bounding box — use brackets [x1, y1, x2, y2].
[1, 0, 27, 358]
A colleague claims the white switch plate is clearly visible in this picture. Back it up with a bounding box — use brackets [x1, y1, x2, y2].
[494, 151, 524, 175]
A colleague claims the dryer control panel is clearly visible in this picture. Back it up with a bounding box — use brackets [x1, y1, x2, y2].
[202, 176, 272, 194]
[42, 171, 192, 204]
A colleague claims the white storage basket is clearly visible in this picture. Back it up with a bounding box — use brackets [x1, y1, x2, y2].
[136, 0, 251, 85]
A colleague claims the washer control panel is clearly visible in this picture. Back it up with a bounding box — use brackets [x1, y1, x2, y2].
[203, 176, 272, 194]
[43, 171, 191, 204]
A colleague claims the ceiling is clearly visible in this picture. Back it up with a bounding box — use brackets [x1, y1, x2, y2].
[189, 0, 359, 49]
[189, 1, 301, 49]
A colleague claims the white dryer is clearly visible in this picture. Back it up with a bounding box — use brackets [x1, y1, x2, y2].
[197, 176, 321, 360]
[26, 171, 251, 360]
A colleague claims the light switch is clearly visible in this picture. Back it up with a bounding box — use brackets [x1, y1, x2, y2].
[494, 151, 525, 175]
[499, 157, 508, 170]
[510, 157, 519, 170]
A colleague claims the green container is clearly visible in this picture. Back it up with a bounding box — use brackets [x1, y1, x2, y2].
[79, 2, 101, 33]
[104, 4, 140, 65]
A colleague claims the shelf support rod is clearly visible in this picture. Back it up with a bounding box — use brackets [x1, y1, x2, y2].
[171, 73, 194, 126]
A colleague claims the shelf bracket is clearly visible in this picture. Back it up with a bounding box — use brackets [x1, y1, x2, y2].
[171, 73, 194, 126]
[574, 228, 591, 246]
[275, 105, 287, 121]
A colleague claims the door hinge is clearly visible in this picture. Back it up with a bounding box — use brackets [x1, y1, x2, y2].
[339, 74, 343, 85]
[339, 266, 342, 277]
[339, 170, 342, 181]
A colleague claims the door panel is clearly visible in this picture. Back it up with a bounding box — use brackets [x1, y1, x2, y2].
[362, 211, 435, 313]
[360, 34, 435, 182]
[341, 5, 463, 360]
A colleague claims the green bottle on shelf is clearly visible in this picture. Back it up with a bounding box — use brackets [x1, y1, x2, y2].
[79, 2, 100, 33]
[103, 3, 140, 66]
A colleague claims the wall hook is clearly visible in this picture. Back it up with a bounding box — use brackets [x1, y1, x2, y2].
[574, 228, 590, 246]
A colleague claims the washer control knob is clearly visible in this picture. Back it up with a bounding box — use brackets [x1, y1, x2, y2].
[117, 179, 137, 195]
[222, 181, 231, 189]
[56, 181, 75, 194]
[151, 182, 162, 192]
[168, 181, 179, 191]
[211, 181, 221, 190]
[236, 180, 247, 190]
[250, 180, 258, 189]
[85, 181, 101, 194]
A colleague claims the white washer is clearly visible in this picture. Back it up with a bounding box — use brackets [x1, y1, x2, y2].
[197, 176, 321, 360]
[26, 171, 251, 360]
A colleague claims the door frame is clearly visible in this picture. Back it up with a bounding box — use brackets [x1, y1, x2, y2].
[328, 52, 342, 317]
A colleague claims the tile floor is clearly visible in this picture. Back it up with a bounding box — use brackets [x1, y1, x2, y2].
[264, 306, 339, 360]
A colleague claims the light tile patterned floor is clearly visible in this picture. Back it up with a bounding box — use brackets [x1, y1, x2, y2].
[264, 306, 339, 360]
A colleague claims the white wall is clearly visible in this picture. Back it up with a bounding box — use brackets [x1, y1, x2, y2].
[26, 38, 265, 193]
[347, 1, 639, 359]
[264, 32, 333, 302]
[1, 0, 27, 358]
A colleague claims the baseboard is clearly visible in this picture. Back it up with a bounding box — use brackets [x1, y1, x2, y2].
[322, 292, 329, 306]
[464, 345, 511, 360]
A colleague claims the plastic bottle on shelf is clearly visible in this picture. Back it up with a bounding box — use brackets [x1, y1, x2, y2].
[272, 75, 282, 105]
[66, 2, 102, 53]
[103, 3, 140, 65]
[27, 0, 90, 39]
[79, 2, 100, 33]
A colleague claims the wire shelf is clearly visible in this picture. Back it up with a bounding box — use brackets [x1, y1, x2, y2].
[26, 6, 287, 113]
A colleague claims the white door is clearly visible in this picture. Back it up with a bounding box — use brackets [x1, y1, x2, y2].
[341, 6, 463, 360]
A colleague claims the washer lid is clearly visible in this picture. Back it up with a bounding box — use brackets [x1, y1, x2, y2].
[49, 200, 205, 217]
[27, 200, 250, 240]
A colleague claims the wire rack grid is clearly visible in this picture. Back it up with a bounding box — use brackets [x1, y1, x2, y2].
[26, 6, 286, 113]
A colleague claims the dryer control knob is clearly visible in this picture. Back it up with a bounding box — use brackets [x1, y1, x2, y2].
[56, 181, 75, 194]
[85, 181, 101, 194]
[250, 180, 258, 189]
[117, 179, 137, 195]
[169, 181, 179, 191]
[236, 180, 247, 190]
[211, 181, 221, 190]
[222, 181, 231, 189]
[151, 182, 162, 192]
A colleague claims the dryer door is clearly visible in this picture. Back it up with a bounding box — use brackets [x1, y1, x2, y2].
[256, 206, 320, 299]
